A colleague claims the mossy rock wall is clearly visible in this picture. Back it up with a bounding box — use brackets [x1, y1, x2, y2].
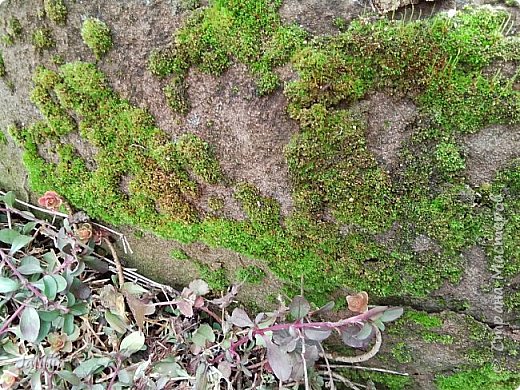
[1, 0, 519, 388]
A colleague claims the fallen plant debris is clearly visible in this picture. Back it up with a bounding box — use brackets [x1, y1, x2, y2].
[0, 191, 406, 389]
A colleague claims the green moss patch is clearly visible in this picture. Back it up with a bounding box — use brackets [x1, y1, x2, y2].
[14, 8, 520, 305]
[147, 0, 307, 112]
[81, 18, 113, 59]
[44, 0, 68, 25]
[31, 28, 55, 50]
[436, 364, 520, 390]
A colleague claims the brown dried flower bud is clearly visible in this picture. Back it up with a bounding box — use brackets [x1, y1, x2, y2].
[47, 332, 67, 352]
[75, 223, 93, 242]
[37, 191, 63, 211]
[0, 369, 19, 389]
[346, 291, 369, 313]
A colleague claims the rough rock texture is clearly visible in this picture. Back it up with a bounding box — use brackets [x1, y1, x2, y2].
[463, 125, 520, 186]
[181, 64, 297, 216]
[356, 92, 418, 172]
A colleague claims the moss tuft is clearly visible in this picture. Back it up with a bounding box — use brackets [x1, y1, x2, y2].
[32, 28, 55, 50]
[0, 50, 5, 77]
[44, 0, 68, 25]
[170, 248, 190, 260]
[147, 0, 307, 112]
[435, 141, 466, 176]
[196, 262, 229, 291]
[436, 364, 520, 390]
[235, 265, 266, 284]
[7, 17, 23, 38]
[208, 196, 224, 211]
[163, 75, 191, 114]
[176, 133, 223, 184]
[81, 18, 113, 59]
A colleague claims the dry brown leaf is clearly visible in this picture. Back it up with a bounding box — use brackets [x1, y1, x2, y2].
[125, 294, 155, 329]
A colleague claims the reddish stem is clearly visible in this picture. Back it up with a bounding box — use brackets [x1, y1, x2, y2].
[215, 310, 374, 364]
[0, 302, 26, 337]
[0, 249, 49, 305]
[199, 306, 222, 324]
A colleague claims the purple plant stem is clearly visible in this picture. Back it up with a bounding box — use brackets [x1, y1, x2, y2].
[0, 302, 26, 337]
[214, 309, 380, 364]
[1, 251, 70, 313]
[0, 249, 49, 305]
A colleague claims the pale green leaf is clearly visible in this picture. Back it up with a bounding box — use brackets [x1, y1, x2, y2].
[289, 295, 310, 320]
[3, 191, 15, 207]
[22, 222, 38, 235]
[105, 311, 128, 334]
[10, 234, 33, 254]
[355, 323, 373, 340]
[121, 282, 148, 296]
[0, 229, 20, 244]
[52, 274, 68, 293]
[57, 370, 81, 385]
[43, 250, 58, 271]
[43, 275, 58, 300]
[380, 307, 404, 322]
[0, 277, 20, 293]
[20, 306, 40, 342]
[73, 357, 112, 378]
[189, 279, 209, 296]
[120, 331, 145, 355]
[63, 313, 74, 335]
[18, 256, 43, 275]
[192, 323, 215, 347]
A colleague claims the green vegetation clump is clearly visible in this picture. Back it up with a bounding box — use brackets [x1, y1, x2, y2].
[14, 9, 520, 303]
[391, 342, 413, 364]
[13, 62, 227, 227]
[163, 75, 190, 114]
[0, 50, 5, 77]
[402, 311, 443, 329]
[195, 262, 228, 291]
[207, 196, 224, 211]
[436, 364, 520, 390]
[31, 28, 55, 50]
[235, 265, 266, 284]
[44, 0, 68, 25]
[7, 17, 23, 38]
[81, 18, 113, 59]
[1, 17, 22, 45]
[435, 141, 466, 175]
[170, 248, 190, 260]
[176, 133, 223, 183]
[1, 34, 14, 46]
[147, 0, 308, 112]
[0, 131, 7, 145]
[346, 370, 412, 390]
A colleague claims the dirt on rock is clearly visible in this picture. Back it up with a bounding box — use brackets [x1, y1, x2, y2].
[462, 125, 520, 186]
[356, 91, 418, 172]
[181, 64, 298, 216]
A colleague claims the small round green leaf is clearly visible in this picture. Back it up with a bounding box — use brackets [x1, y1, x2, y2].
[20, 306, 40, 342]
[10, 234, 33, 254]
[380, 307, 404, 322]
[52, 274, 68, 293]
[355, 322, 373, 340]
[289, 295, 310, 320]
[43, 275, 58, 300]
[18, 256, 43, 275]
